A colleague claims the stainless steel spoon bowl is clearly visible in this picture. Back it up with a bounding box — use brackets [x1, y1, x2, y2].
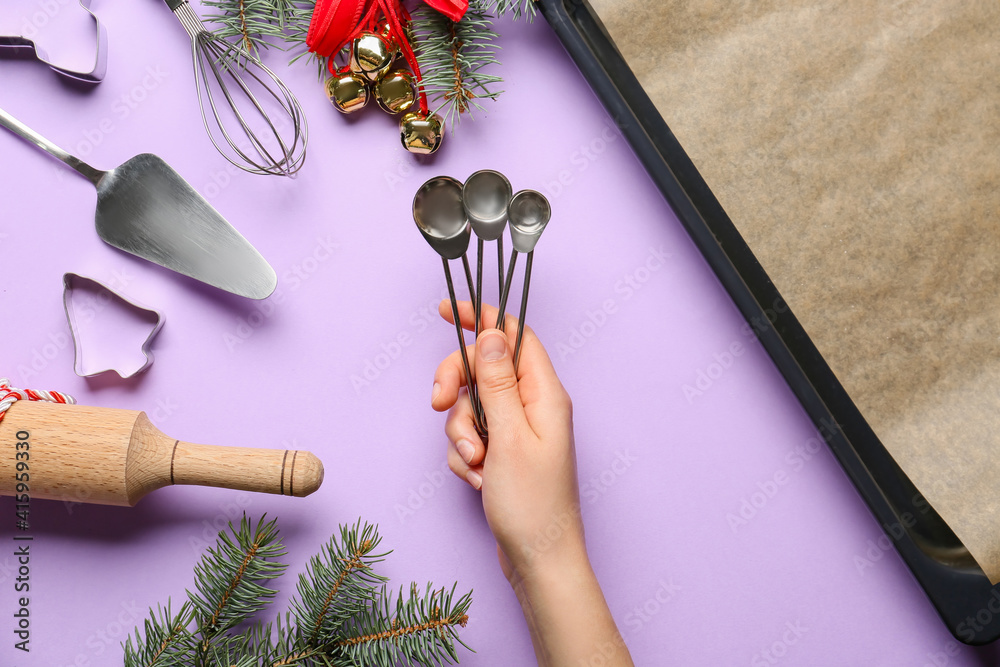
[412, 176, 471, 260]
[463, 170, 512, 241]
[508, 189, 551, 253]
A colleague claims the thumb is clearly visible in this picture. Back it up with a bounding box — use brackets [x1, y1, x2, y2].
[475, 329, 529, 440]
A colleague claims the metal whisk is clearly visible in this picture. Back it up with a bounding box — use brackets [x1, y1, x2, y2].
[165, 0, 308, 177]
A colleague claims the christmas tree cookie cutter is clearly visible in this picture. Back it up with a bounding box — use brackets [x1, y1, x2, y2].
[0, 0, 108, 84]
[62, 273, 164, 379]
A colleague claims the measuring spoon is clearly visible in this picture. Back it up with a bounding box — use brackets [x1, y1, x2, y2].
[463, 170, 512, 341]
[496, 190, 551, 371]
[413, 176, 485, 436]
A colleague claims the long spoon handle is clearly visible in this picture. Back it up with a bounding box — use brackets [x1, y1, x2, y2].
[444, 258, 486, 436]
[513, 251, 534, 373]
[497, 235, 505, 297]
[473, 239, 485, 424]
[461, 253, 477, 306]
[475, 239, 484, 341]
[0, 107, 104, 186]
[495, 251, 519, 331]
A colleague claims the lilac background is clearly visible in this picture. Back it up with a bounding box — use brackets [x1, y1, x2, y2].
[0, 2, 996, 666]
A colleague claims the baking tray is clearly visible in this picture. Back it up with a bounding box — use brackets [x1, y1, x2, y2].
[537, 0, 1000, 645]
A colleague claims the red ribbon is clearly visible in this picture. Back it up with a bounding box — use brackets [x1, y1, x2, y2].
[423, 0, 467, 22]
[306, 0, 468, 58]
[378, 0, 429, 113]
[306, 0, 367, 57]
[307, 0, 463, 115]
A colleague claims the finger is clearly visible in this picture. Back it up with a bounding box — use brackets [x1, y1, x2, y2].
[476, 321, 570, 443]
[475, 329, 531, 442]
[437, 298, 570, 445]
[439, 299, 561, 394]
[445, 398, 487, 467]
[447, 442, 484, 490]
[432, 342, 477, 412]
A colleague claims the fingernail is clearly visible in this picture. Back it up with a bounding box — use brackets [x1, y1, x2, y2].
[466, 470, 483, 490]
[456, 439, 475, 464]
[478, 332, 506, 362]
[432, 382, 441, 403]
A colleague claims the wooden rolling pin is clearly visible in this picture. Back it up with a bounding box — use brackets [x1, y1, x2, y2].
[0, 401, 324, 506]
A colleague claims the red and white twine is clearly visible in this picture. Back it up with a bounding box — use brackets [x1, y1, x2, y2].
[0, 378, 75, 426]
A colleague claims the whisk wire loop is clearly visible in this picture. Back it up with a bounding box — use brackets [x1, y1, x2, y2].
[171, 1, 307, 177]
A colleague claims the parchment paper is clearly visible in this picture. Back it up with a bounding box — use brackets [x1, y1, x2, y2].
[587, 0, 1000, 580]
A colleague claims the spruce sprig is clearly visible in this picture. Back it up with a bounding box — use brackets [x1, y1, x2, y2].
[123, 602, 195, 667]
[335, 583, 473, 667]
[487, 0, 537, 20]
[410, 1, 504, 127]
[291, 519, 389, 647]
[281, 0, 329, 79]
[188, 514, 288, 644]
[201, 0, 293, 53]
[203, 615, 300, 666]
[123, 515, 473, 667]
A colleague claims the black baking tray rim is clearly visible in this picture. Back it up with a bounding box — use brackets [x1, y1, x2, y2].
[537, 0, 1000, 645]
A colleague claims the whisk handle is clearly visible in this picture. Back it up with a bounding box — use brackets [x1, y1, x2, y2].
[164, 0, 186, 10]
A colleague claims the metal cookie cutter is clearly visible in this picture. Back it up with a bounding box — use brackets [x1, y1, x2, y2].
[63, 273, 164, 379]
[0, 0, 107, 84]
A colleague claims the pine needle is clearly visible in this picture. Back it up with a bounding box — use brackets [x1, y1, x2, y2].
[487, 0, 537, 20]
[123, 516, 472, 667]
[202, 0, 292, 53]
[411, 2, 504, 127]
[123, 601, 195, 667]
[186, 515, 287, 667]
[290, 519, 389, 646]
[333, 583, 474, 667]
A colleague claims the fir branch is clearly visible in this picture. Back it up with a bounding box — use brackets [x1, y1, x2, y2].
[334, 583, 474, 667]
[279, 0, 316, 41]
[187, 514, 287, 662]
[484, 0, 537, 20]
[123, 601, 195, 667]
[280, 0, 335, 80]
[411, 3, 504, 127]
[126, 516, 472, 667]
[291, 520, 390, 647]
[202, 0, 292, 54]
[207, 614, 311, 667]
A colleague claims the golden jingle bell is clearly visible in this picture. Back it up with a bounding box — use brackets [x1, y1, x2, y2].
[325, 71, 369, 113]
[378, 22, 399, 55]
[350, 32, 394, 82]
[400, 111, 443, 154]
[375, 70, 416, 114]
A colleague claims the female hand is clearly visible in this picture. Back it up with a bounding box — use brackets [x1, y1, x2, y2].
[431, 300, 634, 666]
[431, 300, 584, 580]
